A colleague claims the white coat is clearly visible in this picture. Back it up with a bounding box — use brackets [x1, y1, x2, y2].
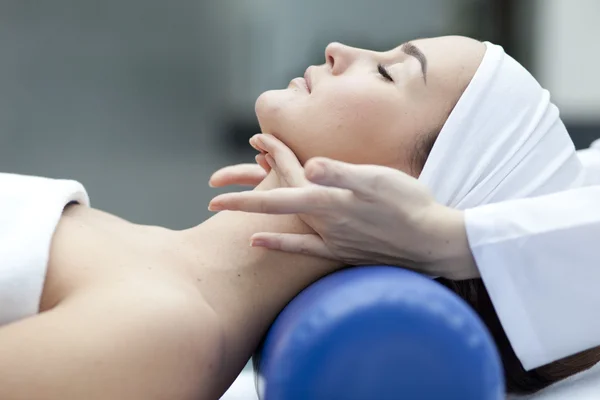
[467, 140, 600, 399]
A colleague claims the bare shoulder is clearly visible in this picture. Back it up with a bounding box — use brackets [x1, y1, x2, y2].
[41, 204, 189, 310]
[17, 204, 229, 399]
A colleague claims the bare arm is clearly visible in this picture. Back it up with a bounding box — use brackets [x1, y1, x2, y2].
[0, 202, 224, 400]
[0, 282, 224, 400]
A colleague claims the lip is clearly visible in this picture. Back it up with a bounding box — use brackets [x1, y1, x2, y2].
[291, 77, 310, 93]
[304, 67, 313, 93]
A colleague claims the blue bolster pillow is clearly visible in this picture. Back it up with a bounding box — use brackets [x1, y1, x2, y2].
[253, 266, 504, 400]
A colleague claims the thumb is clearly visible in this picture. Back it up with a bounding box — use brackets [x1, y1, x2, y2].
[250, 233, 336, 259]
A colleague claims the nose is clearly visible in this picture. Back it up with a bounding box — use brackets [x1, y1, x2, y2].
[325, 42, 361, 75]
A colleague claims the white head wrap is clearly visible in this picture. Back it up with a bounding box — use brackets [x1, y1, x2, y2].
[419, 42, 584, 209]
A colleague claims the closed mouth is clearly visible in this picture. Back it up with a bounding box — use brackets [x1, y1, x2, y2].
[304, 67, 313, 93]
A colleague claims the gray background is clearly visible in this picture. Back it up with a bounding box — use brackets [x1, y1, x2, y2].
[0, 0, 507, 228]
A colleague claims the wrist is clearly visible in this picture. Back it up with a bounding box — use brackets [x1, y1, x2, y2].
[425, 206, 479, 280]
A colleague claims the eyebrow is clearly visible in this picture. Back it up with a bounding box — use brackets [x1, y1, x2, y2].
[401, 42, 428, 84]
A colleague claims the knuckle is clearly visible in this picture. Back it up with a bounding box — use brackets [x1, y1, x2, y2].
[278, 236, 297, 253]
[257, 200, 271, 214]
[370, 171, 391, 192]
[361, 170, 393, 199]
[326, 163, 343, 183]
[296, 242, 312, 255]
[310, 189, 331, 207]
[222, 194, 240, 208]
[269, 234, 284, 249]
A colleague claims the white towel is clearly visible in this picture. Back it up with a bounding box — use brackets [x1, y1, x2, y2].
[419, 42, 584, 209]
[0, 173, 89, 326]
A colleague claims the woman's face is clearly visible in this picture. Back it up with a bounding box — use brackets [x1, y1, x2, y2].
[255, 35, 485, 175]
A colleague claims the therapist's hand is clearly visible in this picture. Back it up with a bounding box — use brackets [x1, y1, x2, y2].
[209, 134, 478, 280]
[209, 153, 270, 188]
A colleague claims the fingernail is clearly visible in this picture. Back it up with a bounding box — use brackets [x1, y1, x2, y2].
[249, 136, 263, 152]
[250, 239, 267, 247]
[256, 137, 267, 150]
[208, 203, 223, 211]
[308, 163, 325, 181]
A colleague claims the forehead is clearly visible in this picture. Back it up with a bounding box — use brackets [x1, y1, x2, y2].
[407, 36, 485, 84]
[383, 36, 484, 105]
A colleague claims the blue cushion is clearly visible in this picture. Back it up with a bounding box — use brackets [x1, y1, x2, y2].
[253, 266, 504, 400]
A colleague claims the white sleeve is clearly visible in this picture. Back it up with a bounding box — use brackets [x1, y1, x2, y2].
[465, 185, 600, 371]
[0, 173, 90, 326]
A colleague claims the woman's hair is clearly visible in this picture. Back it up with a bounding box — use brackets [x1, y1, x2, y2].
[412, 136, 600, 394]
[437, 278, 600, 394]
[410, 127, 439, 176]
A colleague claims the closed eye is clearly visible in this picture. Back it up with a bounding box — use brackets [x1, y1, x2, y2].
[377, 64, 394, 82]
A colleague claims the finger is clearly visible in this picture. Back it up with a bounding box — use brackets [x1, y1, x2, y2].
[209, 164, 267, 188]
[252, 134, 307, 187]
[256, 153, 271, 173]
[250, 233, 336, 259]
[305, 157, 401, 194]
[249, 134, 266, 153]
[249, 136, 266, 154]
[264, 154, 280, 180]
[209, 187, 327, 214]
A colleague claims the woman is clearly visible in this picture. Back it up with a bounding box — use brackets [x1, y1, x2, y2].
[0, 35, 585, 399]
[211, 36, 600, 395]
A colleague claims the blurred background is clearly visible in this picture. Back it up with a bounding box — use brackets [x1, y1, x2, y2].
[0, 0, 597, 397]
[2, 0, 598, 228]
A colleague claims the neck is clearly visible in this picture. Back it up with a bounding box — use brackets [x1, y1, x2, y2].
[175, 171, 342, 379]
[181, 172, 340, 305]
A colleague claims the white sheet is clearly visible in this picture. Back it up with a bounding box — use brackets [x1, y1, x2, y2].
[509, 363, 600, 400]
[223, 367, 600, 400]
[220, 371, 259, 400]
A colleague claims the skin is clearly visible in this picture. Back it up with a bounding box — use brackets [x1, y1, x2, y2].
[255, 36, 484, 174]
[0, 36, 484, 399]
[210, 134, 478, 280]
[2, 175, 338, 400]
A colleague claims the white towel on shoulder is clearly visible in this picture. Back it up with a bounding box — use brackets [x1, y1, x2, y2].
[0, 173, 89, 326]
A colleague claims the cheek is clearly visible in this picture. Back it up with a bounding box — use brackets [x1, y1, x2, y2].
[300, 83, 411, 164]
[255, 88, 330, 163]
[254, 82, 420, 169]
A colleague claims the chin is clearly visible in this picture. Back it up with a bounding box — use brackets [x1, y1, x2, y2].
[255, 88, 292, 135]
[255, 90, 275, 118]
